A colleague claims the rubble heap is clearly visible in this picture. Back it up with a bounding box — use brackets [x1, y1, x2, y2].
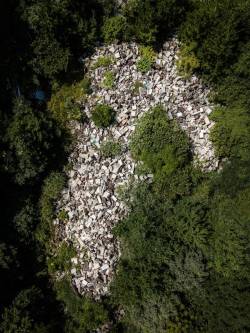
[55, 38, 218, 299]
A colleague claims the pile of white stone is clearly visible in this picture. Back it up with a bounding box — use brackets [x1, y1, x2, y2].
[54, 38, 218, 299]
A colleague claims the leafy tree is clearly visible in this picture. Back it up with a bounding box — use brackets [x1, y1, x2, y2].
[0, 287, 56, 333]
[130, 106, 190, 176]
[0, 243, 17, 271]
[5, 97, 60, 185]
[122, 0, 188, 45]
[180, 0, 250, 82]
[55, 278, 109, 333]
[13, 198, 37, 243]
[102, 15, 127, 43]
[208, 189, 250, 279]
[210, 106, 250, 160]
[22, 0, 106, 78]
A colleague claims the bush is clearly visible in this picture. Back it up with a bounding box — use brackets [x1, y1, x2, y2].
[81, 77, 92, 95]
[176, 43, 200, 78]
[102, 15, 127, 43]
[14, 199, 37, 243]
[132, 80, 144, 94]
[93, 56, 113, 69]
[136, 46, 156, 73]
[55, 278, 108, 332]
[180, 0, 250, 82]
[48, 79, 88, 126]
[102, 71, 115, 89]
[37, 172, 66, 247]
[122, 0, 188, 45]
[5, 97, 59, 185]
[210, 106, 250, 160]
[48, 241, 77, 275]
[91, 104, 116, 128]
[100, 140, 122, 158]
[130, 106, 190, 176]
[0, 287, 51, 333]
[208, 189, 250, 279]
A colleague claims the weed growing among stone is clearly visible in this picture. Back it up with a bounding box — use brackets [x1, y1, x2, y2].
[102, 71, 115, 89]
[92, 104, 115, 128]
[93, 56, 114, 69]
[100, 140, 122, 158]
[137, 46, 156, 73]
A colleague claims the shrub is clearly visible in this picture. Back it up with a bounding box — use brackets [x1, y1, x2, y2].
[48, 241, 77, 275]
[100, 140, 122, 158]
[5, 97, 59, 185]
[210, 106, 250, 160]
[81, 77, 92, 95]
[93, 56, 113, 69]
[136, 46, 156, 73]
[0, 287, 51, 333]
[55, 278, 108, 332]
[14, 199, 37, 243]
[132, 80, 144, 94]
[102, 15, 127, 43]
[102, 71, 115, 89]
[122, 0, 188, 45]
[130, 105, 190, 176]
[57, 209, 68, 221]
[37, 172, 66, 247]
[208, 189, 250, 279]
[48, 79, 88, 126]
[176, 43, 200, 78]
[179, 0, 250, 82]
[91, 104, 115, 128]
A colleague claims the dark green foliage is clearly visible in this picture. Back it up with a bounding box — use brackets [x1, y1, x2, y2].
[208, 189, 250, 279]
[130, 106, 190, 176]
[55, 278, 108, 333]
[112, 162, 250, 332]
[31, 35, 70, 79]
[5, 98, 59, 185]
[198, 275, 250, 333]
[0, 0, 110, 331]
[92, 104, 116, 128]
[176, 42, 200, 77]
[180, 0, 250, 82]
[1, 0, 250, 331]
[100, 140, 123, 158]
[102, 15, 127, 43]
[48, 242, 77, 275]
[13, 199, 37, 243]
[49, 79, 87, 126]
[81, 77, 92, 95]
[0, 243, 17, 271]
[22, 0, 105, 78]
[38, 172, 66, 248]
[122, 0, 188, 45]
[111, 175, 208, 332]
[210, 106, 250, 160]
[0, 287, 56, 333]
[112, 109, 250, 332]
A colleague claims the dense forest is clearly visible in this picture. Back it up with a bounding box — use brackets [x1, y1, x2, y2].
[0, 0, 249, 332]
